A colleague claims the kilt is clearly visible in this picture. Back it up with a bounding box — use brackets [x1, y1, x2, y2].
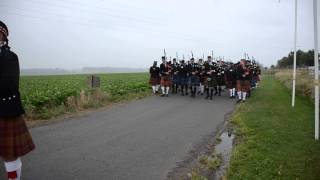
[200, 76, 207, 84]
[172, 75, 179, 85]
[217, 77, 225, 86]
[190, 75, 200, 86]
[178, 76, 189, 86]
[161, 76, 172, 87]
[238, 80, 251, 92]
[226, 80, 236, 89]
[206, 77, 217, 87]
[149, 77, 160, 86]
[0, 116, 35, 159]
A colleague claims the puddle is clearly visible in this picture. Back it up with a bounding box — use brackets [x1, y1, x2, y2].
[212, 131, 235, 179]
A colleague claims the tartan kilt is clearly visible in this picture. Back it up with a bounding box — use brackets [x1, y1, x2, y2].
[178, 76, 188, 86]
[161, 76, 172, 86]
[200, 76, 207, 84]
[190, 76, 200, 86]
[172, 75, 179, 85]
[217, 77, 225, 86]
[226, 80, 236, 89]
[149, 77, 160, 86]
[240, 80, 251, 92]
[206, 77, 217, 87]
[0, 116, 35, 159]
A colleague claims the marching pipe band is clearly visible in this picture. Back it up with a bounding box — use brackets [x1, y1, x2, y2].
[149, 55, 261, 103]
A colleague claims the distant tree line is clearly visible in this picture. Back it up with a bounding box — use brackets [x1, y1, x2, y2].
[277, 49, 318, 68]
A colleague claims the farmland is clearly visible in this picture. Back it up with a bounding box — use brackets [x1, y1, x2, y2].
[20, 73, 150, 120]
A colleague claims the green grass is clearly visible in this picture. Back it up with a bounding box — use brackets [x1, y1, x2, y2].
[227, 75, 320, 180]
[20, 73, 150, 120]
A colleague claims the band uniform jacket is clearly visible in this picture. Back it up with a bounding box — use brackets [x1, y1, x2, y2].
[0, 46, 25, 118]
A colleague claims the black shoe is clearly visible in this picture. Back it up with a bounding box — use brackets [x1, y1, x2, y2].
[210, 96, 213, 100]
[214, 92, 218, 96]
[242, 100, 246, 103]
[166, 94, 169, 97]
[236, 99, 242, 103]
[161, 94, 165, 97]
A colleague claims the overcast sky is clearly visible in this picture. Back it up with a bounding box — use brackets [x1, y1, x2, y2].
[1, 0, 319, 69]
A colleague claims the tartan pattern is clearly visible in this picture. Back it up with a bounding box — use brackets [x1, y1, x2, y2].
[236, 80, 251, 92]
[160, 76, 172, 87]
[226, 80, 236, 89]
[149, 77, 160, 85]
[0, 116, 35, 159]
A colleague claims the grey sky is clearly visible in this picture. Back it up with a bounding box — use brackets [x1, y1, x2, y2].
[1, 0, 318, 69]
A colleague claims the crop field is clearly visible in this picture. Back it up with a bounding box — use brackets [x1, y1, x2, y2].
[20, 73, 150, 119]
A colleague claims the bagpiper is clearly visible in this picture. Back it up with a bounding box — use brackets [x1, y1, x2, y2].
[171, 58, 179, 94]
[215, 61, 225, 96]
[198, 59, 206, 95]
[177, 60, 189, 96]
[189, 58, 200, 98]
[159, 56, 172, 97]
[0, 21, 35, 180]
[149, 61, 161, 94]
[225, 63, 237, 98]
[236, 59, 251, 103]
[205, 59, 217, 100]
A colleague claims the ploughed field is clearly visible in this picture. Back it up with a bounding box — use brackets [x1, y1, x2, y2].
[20, 73, 149, 119]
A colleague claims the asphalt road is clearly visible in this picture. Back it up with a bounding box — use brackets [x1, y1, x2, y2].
[1, 93, 236, 180]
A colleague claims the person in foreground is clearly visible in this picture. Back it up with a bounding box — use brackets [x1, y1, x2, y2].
[0, 21, 35, 180]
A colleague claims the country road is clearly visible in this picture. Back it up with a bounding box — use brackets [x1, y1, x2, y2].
[1, 93, 236, 180]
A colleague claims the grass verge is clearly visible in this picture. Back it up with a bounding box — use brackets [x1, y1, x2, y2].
[227, 75, 320, 180]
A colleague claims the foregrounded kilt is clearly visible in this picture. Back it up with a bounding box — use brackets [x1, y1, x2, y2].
[0, 116, 35, 159]
[225, 80, 236, 89]
[161, 76, 172, 86]
[149, 77, 160, 86]
[240, 80, 251, 92]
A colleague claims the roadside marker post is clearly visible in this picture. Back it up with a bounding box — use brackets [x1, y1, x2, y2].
[292, 0, 298, 107]
[313, 0, 319, 140]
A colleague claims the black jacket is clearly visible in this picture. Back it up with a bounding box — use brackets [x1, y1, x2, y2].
[0, 46, 25, 118]
[149, 66, 160, 78]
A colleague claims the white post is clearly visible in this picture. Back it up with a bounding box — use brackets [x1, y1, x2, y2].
[292, 0, 298, 107]
[313, 0, 319, 140]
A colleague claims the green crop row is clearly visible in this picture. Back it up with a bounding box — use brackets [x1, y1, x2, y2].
[20, 73, 150, 119]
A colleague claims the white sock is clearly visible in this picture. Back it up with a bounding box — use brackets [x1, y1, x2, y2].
[152, 86, 156, 93]
[161, 87, 165, 94]
[5, 158, 22, 180]
[242, 92, 247, 101]
[16, 167, 21, 180]
[156, 85, 160, 91]
[166, 87, 170, 94]
[232, 88, 236, 96]
[200, 84, 204, 93]
[229, 89, 232, 97]
[237, 91, 242, 100]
